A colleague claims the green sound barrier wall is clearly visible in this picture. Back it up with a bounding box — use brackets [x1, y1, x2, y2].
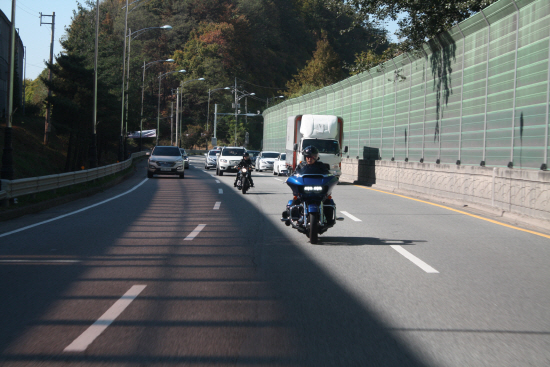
[263, 0, 550, 170]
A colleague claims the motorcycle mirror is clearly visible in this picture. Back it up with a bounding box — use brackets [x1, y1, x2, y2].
[343, 146, 348, 153]
[293, 143, 298, 151]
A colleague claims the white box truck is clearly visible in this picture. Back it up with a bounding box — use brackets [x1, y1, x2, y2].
[285, 114, 347, 176]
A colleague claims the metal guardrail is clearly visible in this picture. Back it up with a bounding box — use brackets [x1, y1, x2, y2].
[0, 151, 147, 205]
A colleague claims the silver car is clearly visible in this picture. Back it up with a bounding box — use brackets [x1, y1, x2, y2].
[204, 149, 220, 169]
[147, 146, 185, 178]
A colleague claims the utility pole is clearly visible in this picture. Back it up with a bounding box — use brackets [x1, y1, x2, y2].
[22, 45, 26, 115]
[40, 12, 55, 145]
[213, 104, 218, 147]
[176, 88, 179, 147]
[124, 27, 130, 158]
[119, 0, 129, 161]
[90, 1, 99, 168]
[234, 77, 238, 146]
[170, 101, 173, 146]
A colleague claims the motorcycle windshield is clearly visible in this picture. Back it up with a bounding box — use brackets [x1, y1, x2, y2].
[295, 164, 329, 175]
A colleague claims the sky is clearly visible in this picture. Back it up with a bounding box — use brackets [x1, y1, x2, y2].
[1, 0, 79, 80]
[1, 0, 400, 81]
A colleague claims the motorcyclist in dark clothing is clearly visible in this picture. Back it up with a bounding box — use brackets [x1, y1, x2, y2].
[294, 146, 330, 174]
[234, 152, 255, 187]
[287, 146, 335, 224]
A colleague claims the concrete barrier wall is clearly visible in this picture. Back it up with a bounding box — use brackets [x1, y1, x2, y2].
[341, 159, 550, 224]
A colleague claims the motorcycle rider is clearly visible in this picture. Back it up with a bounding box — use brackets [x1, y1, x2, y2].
[286, 146, 335, 224]
[234, 152, 255, 187]
[295, 146, 329, 174]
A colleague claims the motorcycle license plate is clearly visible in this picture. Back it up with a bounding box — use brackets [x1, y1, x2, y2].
[308, 204, 319, 213]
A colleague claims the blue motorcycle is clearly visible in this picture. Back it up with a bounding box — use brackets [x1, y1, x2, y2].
[281, 165, 344, 244]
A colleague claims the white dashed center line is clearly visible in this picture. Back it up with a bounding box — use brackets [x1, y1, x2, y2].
[218, 189, 223, 194]
[215, 180, 220, 183]
[391, 245, 439, 273]
[274, 178, 283, 181]
[213, 202, 221, 210]
[341, 211, 362, 222]
[185, 224, 207, 241]
[64, 285, 146, 352]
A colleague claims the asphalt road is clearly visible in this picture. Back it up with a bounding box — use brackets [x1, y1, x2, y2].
[0, 156, 548, 366]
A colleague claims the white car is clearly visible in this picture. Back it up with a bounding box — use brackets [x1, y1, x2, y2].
[273, 153, 288, 176]
[216, 146, 246, 176]
[204, 149, 220, 169]
[147, 146, 185, 179]
[255, 151, 279, 172]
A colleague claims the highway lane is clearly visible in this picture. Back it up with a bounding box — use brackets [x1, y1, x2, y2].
[0, 155, 548, 366]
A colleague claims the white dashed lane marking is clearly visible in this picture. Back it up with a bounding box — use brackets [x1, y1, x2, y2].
[64, 285, 147, 352]
[218, 189, 223, 194]
[184, 224, 207, 241]
[391, 245, 439, 273]
[213, 202, 221, 210]
[340, 211, 362, 222]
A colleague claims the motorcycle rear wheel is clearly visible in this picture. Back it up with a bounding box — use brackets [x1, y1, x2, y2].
[308, 213, 319, 244]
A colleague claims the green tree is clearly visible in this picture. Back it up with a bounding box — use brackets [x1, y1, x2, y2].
[42, 54, 94, 171]
[24, 69, 49, 116]
[328, 0, 499, 53]
[283, 34, 343, 97]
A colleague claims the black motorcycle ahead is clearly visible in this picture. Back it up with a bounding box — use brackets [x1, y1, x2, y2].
[235, 165, 254, 194]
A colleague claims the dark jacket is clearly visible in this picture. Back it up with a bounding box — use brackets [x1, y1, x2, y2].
[295, 160, 330, 174]
[237, 158, 254, 168]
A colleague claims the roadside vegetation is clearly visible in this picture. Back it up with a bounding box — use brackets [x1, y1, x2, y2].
[2, 0, 498, 180]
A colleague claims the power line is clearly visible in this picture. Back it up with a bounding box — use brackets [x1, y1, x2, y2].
[16, 0, 40, 17]
[17, 5, 39, 18]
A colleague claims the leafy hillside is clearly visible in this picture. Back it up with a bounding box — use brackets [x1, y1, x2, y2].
[17, 0, 385, 174]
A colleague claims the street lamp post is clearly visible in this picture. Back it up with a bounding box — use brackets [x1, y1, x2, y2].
[126, 26, 171, 155]
[91, 0, 99, 169]
[118, 0, 171, 159]
[231, 78, 255, 146]
[207, 87, 230, 132]
[140, 59, 176, 151]
[267, 95, 285, 107]
[157, 69, 187, 146]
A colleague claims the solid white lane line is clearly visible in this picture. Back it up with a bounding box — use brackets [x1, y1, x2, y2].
[0, 179, 149, 238]
[215, 180, 220, 183]
[63, 285, 146, 352]
[185, 224, 206, 241]
[213, 202, 221, 210]
[391, 245, 439, 273]
[218, 189, 223, 194]
[0, 259, 81, 263]
[341, 211, 362, 222]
